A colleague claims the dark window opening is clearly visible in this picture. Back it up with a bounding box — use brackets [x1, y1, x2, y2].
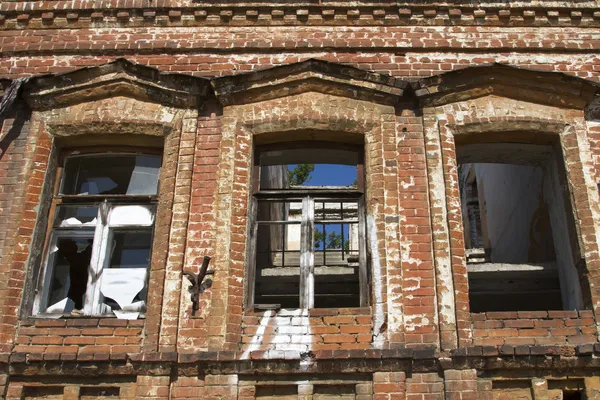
[80, 386, 121, 399]
[314, 384, 357, 399]
[50, 235, 94, 310]
[249, 143, 368, 310]
[458, 143, 584, 312]
[548, 380, 585, 400]
[23, 386, 64, 400]
[255, 386, 298, 400]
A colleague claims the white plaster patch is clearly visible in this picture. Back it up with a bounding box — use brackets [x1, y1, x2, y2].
[159, 107, 176, 123]
[240, 310, 273, 360]
[400, 176, 415, 190]
[424, 116, 456, 333]
[404, 314, 431, 332]
[368, 215, 387, 347]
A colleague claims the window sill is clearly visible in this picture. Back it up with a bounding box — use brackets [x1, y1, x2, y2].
[24, 313, 146, 324]
[471, 310, 593, 320]
[21, 315, 146, 328]
[245, 307, 371, 317]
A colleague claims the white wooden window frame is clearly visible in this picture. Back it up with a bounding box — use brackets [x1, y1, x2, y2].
[34, 203, 155, 317]
[33, 152, 160, 318]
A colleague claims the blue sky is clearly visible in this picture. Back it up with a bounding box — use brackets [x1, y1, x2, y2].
[291, 164, 357, 186]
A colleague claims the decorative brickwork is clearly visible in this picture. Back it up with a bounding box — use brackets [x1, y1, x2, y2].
[1, 1, 600, 398]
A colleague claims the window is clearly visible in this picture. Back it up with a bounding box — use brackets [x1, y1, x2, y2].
[548, 380, 584, 400]
[242, 374, 371, 399]
[255, 386, 298, 400]
[33, 152, 161, 318]
[248, 143, 368, 309]
[457, 143, 584, 312]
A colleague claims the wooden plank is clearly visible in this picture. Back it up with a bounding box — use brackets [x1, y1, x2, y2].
[357, 149, 365, 193]
[299, 196, 314, 309]
[256, 220, 302, 225]
[358, 196, 369, 307]
[252, 146, 261, 193]
[256, 190, 361, 200]
[245, 197, 258, 309]
[467, 262, 558, 274]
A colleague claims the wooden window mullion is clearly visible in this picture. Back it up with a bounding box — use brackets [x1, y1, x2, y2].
[246, 198, 258, 309]
[84, 206, 109, 315]
[299, 196, 315, 309]
[358, 196, 369, 307]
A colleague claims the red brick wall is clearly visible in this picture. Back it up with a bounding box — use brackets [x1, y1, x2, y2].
[1, 1, 600, 398]
[241, 308, 373, 355]
[472, 311, 596, 347]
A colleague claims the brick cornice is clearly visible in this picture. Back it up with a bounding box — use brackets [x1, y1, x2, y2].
[3, 345, 600, 377]
[1, 2, 600, 29]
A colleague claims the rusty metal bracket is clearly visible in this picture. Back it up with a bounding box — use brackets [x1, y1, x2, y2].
[183, 256, 214, 316]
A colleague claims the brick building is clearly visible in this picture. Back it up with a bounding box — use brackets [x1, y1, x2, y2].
[1, 0, 600, 398]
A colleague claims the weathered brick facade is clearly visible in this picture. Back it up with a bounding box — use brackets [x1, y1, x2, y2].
[1, 0, 600, 398]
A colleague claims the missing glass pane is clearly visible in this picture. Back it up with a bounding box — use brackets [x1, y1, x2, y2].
[314, 222, 360, 308]
[251, 144, 367, 309]
[255, 201, 302, 308]
[313, 200, 361, 308]
[109, 230, 153, 269]
[23, 387, 64, 400]
[314, 201, 360, 264]
[260, 148, 359, 189]
[46, 235, 94, 312]
[101, 230, 152, 312]
[62, 154, 161, 195]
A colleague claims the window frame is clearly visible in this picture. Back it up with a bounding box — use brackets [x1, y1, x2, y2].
[33, 148, 161, 318]
[247, 142, 369, 310]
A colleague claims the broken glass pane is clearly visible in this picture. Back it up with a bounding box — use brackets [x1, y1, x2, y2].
[100, 230, 152, 313]
[46, 235, 94, 312]
[108, 205, 155, 227]
[109, 230, 153, 269]
[61, 155, 161, 196]
[54, 205, 98, 227]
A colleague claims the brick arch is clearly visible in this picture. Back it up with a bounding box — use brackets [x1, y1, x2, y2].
[451, 117, 566, 143]
[191, 90, 413, 353]
[45, 113, 179, 138]
[246, 113, 376, 141]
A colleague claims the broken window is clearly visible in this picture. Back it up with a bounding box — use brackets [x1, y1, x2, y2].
[34, 153, 160, 319]
[458, 143, 584, 312]
[248, 144, 368, 309]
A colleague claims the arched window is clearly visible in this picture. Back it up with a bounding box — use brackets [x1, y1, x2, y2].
[247, 142, 368, 309]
